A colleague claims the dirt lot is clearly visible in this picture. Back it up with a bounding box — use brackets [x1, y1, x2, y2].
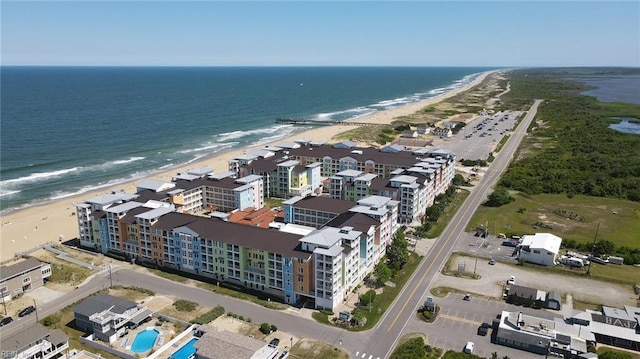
[432, 254, 637, 308]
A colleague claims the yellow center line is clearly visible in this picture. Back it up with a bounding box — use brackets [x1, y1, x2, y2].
[386, 188, 481, 332]
[386, 142, 508, 333]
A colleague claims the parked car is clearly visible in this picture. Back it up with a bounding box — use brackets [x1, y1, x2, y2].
[488, 258, 496, 265]
[464, 341, 475, 353]
[268, 338, 280, 348]
[18, 305, 35, 317]
[507, 276, 516, 285]
[279, 351, 289, 359]
[477, 326, 488, 336]
[0, 316, 13, 327]
[463, 293, 471, 301]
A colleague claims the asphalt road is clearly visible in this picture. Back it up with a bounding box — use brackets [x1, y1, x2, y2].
[352, 99, 543, 359]
[0, 100, 543, 358]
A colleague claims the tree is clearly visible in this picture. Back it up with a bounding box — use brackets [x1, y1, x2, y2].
[387, 230, 409, 270]
[374, 261, 392, 285]
[484, 187, 514, 207]
[599, 350, 633, 359]
[360, 290, 376, 307]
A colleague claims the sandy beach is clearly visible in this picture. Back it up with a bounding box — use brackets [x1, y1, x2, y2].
[0, 71, 495, 262]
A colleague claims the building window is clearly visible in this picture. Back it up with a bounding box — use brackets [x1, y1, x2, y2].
[297, 267, 303, 273]
[22, 277, 31, 284]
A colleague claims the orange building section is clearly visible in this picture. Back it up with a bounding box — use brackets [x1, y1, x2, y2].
[293, 258, 313, 295]
[227, 207, 283, 228]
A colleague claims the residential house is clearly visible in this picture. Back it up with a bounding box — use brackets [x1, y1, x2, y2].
[74, 294, 151, 344]
[2, 324, 68, 359]
[0, 258, 52, 301]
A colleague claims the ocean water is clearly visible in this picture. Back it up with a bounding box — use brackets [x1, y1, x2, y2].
[0, 66, 496, 212]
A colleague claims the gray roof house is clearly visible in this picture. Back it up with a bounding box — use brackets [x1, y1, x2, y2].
[74, 294, 151, 344]
[2, 323, 68, 359]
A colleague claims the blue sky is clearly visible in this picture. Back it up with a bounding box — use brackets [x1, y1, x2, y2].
[2, 1, 638, 67]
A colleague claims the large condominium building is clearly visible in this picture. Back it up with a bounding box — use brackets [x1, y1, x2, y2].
[284, 195, 399, 266]
[76, 170, 264, 254]
[282, 196, 356, 229]
[230, 145, 455, 223]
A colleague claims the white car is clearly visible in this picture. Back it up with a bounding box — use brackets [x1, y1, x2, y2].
[507, 275, 516, 285]
[464, 341, 475, 353]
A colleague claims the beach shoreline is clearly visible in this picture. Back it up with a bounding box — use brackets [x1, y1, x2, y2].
[0, 70, 498, 261]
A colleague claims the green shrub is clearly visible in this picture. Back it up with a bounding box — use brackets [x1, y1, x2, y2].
[173, 299, 197, 312]
[259, 323, 271, 334]
[191, 306, 225, 324]
[43, 314, 61, 327]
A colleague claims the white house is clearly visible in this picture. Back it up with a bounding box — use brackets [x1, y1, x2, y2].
[517, 233, 562, 266]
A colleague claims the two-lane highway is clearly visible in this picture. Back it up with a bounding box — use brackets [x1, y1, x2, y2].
[355, 99, 542, 359]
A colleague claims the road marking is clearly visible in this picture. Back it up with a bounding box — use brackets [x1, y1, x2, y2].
[440, 313, 481, 326]
[361, 353, 366, 358]
[356, 352, 359, 356]
[368, 355, 373, 359]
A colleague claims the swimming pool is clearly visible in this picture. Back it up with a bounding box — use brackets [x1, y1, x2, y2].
[170, 338, 198, 359]
[131, 328, 160, 353]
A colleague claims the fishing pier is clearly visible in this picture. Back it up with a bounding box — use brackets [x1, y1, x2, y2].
[275, 118, 379, 127]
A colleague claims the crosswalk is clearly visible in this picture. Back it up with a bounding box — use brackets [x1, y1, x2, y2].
[354, 351, 380, 359]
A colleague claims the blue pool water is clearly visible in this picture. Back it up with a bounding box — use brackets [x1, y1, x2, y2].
[131, 328, 160, 353]
[170, 338, 198, 359]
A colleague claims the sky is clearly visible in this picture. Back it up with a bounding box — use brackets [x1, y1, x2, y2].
[1, 1, 639, 67]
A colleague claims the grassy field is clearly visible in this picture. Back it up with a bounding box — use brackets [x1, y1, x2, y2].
[197, 282, 288, 310]
[467, 193, 640, 247]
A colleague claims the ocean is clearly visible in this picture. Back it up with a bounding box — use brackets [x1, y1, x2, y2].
[0, 66, 496, 212]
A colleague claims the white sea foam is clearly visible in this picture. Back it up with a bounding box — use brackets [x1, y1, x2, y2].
[1, 167, 81, 186]
[0, 189, 21, 197]
[215, 125, 293, 142]
[111, 156, 146, 165]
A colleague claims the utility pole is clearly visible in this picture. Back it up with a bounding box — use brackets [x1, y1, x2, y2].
[586, 222, 600, 276]
[0, 288, 6, 315]
[33, 298, 39, 322]
[109, 261, 113, 288]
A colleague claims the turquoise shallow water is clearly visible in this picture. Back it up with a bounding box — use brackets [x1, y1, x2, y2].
[0, 66, 494, 212]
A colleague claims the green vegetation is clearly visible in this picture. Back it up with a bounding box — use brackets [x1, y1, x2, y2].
[173, 299, 198, 312]
[264, 197, 284, 208]
[47, 262, 91, 285]
[147, 268, 189, 283]
[484, 187, 515, 207]
[359, 290, 376, 307]
[316, 253, 423, 330]
[290, 339, 349, 359]
[597, 348, 636, 359]
[386, 230, 409, 270]
[441, 351, 489, 359]
[42, 314, 61, 327]
[191, 305, 225, 324]
[498, 69, 640, 201]
[197, 282, 288, 310]
[416, 189, 470, 238]
[389, 336, 443, 359]
[374, 261, 392, 284]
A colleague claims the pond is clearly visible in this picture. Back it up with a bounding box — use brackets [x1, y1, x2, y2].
[609, 118, 640, 134]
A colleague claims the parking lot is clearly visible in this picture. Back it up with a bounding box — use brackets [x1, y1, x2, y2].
[406, 293, 551, 358]
[431, 232, 637, 309]
[436, 110, 522, 161]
